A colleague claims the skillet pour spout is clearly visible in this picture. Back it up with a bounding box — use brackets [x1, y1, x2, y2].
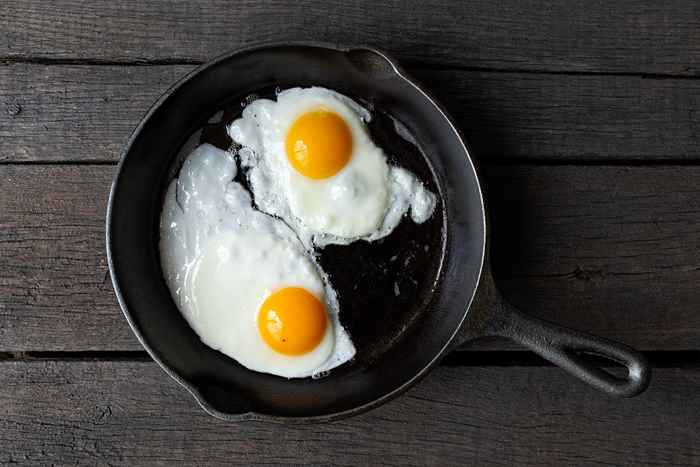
[107, 42, 650, 423]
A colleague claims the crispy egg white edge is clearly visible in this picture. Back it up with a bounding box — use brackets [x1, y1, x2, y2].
[228, 87, 437, 249]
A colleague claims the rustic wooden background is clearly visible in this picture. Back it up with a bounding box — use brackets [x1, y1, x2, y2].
[1, 1, 699, 465]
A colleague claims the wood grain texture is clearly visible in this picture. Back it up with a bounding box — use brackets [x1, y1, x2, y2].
[0, 64, 190, 163]
[2, 0, 700, 75]
[0, 165, 137, 350]
[486, 165, 700, 350]
[0, 361, 698, 466]
[2, 165, 700, 351]
[2, 64, 699, 163]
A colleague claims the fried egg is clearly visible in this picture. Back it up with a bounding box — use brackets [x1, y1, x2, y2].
[228, 87, 436, 247]
[160, 143, 355, 378]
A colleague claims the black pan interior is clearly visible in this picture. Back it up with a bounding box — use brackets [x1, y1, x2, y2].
[108, 44, 485, 418]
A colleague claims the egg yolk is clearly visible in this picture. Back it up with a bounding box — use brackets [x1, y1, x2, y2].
[285, 108, 352, 179]
[258, 287, 328, 355]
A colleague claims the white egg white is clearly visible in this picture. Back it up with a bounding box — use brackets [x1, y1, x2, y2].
[160, 143, 355, 378]
[228, 87, 437, 249]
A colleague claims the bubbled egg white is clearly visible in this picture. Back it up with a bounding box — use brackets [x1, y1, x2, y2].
[160, 143, 355, 378]
[229, 87, 436, 248]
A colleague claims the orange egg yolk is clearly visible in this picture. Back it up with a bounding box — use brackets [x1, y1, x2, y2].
[258, 287, 328, 355]
[285, 108, 353, 179]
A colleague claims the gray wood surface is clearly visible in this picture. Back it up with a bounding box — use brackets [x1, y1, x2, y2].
[2, 64, 700, 163]
[2, 0, 699, 464]
[1, 360, 698, 466]
[3, 164, 700, 351]
[2, 1, 699, 76]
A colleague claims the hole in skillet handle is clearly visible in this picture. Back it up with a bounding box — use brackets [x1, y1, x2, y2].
[568, 350, 630, 379]
[486, 295, 651, 397]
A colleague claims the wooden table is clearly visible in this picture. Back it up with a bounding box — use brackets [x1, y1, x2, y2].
[2, 1, 699, 465]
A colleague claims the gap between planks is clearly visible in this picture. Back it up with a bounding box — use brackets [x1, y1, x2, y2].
[3, 56, 700, 81]
[11, 161, 700, 167]
[0, 350, 697, 368]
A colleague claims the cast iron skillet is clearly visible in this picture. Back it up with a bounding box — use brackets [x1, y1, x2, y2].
[106, 42, 651, 422]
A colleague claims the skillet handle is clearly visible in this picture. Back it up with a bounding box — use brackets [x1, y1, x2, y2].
[486, 297, 651, 397]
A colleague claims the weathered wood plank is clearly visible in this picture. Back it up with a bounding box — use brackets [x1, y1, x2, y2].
[0, 165, 132, 350]
[2, 165, 700, 351]
[485, 165, 700, 350]
[428, 71, 700, 162]
[0, 361, 697, 466]
[2, 0, 700, 75]
[0, 64, 190, 163]
[2, 64, 699, 163]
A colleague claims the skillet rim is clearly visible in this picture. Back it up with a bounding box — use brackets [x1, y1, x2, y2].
[106, 41, 487, 423]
